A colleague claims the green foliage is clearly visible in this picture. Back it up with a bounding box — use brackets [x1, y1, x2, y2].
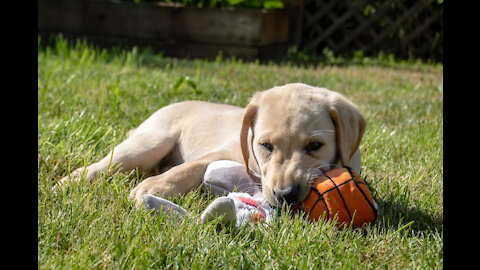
[125, 0, 285, 9]
[38, 36, 442, 269]
[284, 46, 443, 69]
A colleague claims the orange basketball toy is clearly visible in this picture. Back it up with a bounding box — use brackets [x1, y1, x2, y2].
[301, 167, 377, 228]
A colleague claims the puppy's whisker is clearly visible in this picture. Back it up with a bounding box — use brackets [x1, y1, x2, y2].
[306, 161, 322, 172]
[306, 163, 338, 186]
[306, 160, 330, 173]
[235, 182, 263, 194]
[308, 162, 338, 173]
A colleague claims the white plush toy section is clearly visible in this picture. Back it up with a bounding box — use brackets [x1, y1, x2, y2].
[143, 160, 274, 228]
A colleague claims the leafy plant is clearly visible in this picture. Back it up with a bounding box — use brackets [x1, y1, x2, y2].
[126, 0, 285, 9]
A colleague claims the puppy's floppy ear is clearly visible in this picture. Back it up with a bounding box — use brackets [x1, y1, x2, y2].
[328, 94, 366, 167]
[240, 103, 258, 174]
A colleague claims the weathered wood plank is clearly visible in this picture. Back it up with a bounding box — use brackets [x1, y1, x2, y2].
[38, 0, 296, 59]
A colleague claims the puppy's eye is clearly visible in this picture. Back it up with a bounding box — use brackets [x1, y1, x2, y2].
[260, 142, 274, 152]
[305, 142, 323, 152]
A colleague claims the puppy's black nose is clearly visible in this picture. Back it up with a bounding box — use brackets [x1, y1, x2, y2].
[274, 184, 300, 205]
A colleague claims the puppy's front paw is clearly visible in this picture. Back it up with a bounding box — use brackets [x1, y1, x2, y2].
[129, 175, 184, 207]
[52, 177, 67, 192]
[129, 179, 171, 207]
[52, 169, 83, 192]
[129, 184, 148, 207]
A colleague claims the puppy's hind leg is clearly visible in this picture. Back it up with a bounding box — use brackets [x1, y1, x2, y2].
[56, 131, 177, 189]
[129, 151, 228, 206]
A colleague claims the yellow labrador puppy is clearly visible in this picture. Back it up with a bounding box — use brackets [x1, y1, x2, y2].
[57, 83, 366, 207]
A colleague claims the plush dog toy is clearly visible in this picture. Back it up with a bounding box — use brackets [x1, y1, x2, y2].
[199, 160, 274, 227]
[143, 160, 377, 228]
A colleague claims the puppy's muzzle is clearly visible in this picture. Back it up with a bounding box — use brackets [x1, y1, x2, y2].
[273, 184, 300, 205]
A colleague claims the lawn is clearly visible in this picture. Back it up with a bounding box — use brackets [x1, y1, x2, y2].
[38, 35, 443, 269]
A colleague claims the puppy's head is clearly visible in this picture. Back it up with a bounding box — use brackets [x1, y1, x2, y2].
[240, 83, 366, 206]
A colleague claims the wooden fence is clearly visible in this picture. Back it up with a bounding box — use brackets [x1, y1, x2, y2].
[38, 0, 443, 61]
[300, 0, 443, 61]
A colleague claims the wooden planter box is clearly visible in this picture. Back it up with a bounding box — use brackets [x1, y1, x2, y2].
[38, 0, 302, 60]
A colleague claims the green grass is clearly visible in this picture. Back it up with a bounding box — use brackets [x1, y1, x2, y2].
[38, 35, 443, 269]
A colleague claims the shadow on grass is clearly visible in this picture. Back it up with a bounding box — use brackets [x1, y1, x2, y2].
[373, 194, 443, 234]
